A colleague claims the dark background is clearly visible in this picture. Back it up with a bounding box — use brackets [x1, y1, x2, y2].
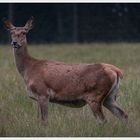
[1, 3, 140, 44]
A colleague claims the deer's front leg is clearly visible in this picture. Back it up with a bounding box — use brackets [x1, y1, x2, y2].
[37, 95, 49, 123]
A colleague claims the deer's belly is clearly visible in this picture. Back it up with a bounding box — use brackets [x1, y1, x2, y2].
[47, 88, 87, 108]
[49, 98, 86, 108]
[25, 86, 86, 107]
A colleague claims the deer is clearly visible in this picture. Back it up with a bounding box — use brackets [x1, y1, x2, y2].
[3, 17, 128, 124]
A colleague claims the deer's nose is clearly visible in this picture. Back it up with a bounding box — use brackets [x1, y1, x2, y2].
[11, 41, 17, 46]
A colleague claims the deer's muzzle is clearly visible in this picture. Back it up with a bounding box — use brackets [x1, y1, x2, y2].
[11, 41, 17, 46]
[11, 41, 21, 49]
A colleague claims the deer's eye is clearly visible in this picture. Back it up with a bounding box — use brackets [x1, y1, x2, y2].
[10, 31, 14, 34]
[22, 32, 26, 35]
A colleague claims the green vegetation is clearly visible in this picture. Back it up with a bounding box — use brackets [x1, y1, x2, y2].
[0, 43, 140, 136]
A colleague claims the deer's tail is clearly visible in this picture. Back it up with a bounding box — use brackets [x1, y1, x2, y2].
[103, 64, 124, 79]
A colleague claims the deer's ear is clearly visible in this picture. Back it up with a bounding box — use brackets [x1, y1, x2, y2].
[2, 18, 15, 30]
[25, 16, 34, 32]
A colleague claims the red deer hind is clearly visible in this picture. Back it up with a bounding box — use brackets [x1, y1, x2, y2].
[3, 17, 128, 124]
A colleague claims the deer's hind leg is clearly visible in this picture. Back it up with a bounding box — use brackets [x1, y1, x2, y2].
[85, 94, 106, 124]
[103, 80, 128, 121]
[103, 96, 128, 121]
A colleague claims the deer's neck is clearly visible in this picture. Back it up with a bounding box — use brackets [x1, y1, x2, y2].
[13, 45, 33, 76]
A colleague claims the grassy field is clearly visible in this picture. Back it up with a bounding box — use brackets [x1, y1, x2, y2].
[0, 43, 140, 137]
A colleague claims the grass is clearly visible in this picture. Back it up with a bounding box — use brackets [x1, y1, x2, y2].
[0, 42, 140, 136]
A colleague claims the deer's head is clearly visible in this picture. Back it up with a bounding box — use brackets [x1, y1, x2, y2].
[3, 17, 34, 48]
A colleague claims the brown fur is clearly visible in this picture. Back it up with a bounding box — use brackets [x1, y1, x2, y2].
[3, 17, 128, 124]
[102, 63, 124, 79]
